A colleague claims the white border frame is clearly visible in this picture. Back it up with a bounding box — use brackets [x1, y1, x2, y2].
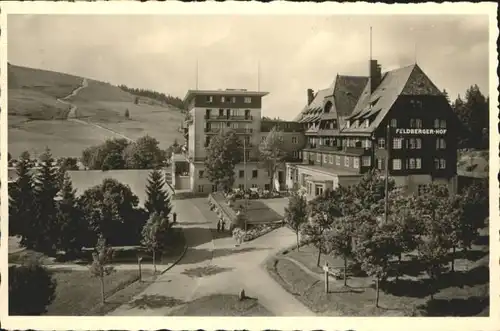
[0, 1, 498, 330]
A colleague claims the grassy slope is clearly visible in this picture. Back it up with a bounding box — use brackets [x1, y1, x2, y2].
[8, 64, 184, 158]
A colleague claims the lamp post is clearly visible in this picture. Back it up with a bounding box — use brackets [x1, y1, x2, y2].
[384, 123, 390, 224]
[243, 137, 248, 232]
[137, 256, 143, 282]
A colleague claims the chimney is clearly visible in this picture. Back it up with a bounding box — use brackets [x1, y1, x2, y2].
[307, 89, 315, 105]
[370, 60, 382, 94]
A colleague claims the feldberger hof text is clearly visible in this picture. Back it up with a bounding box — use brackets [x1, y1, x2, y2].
[395, 128, 447, 135]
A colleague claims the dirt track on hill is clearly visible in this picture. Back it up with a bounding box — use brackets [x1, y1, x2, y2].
[57, 78, 133, 142]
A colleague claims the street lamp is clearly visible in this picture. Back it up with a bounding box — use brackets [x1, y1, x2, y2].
[137, 256, 143, 282]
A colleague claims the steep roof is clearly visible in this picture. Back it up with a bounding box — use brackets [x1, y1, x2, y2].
[295, 75, 368, 123]
[341, 64, 444, 135]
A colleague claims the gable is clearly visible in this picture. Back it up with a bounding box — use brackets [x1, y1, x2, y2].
[400, 64, 443, 96]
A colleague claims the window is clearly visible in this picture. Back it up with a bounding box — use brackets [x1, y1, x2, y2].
[435, 158, 446, 169]
[303, 151, 308, 160]
[238, 184, 244, 190]
[198, 170, 204, 178]
[440, 120, 446, 128]
[416, 158, 422, 169]
[329, 155, 334, 164]
[378, 138, 385, 149]
[336, 155, 341, 165]
[293, 151, 298, 158]
[264, 184, 270, 191]
[362, 156, 371, 166]
[410, 118, 423, 128]
[344, 156, 350, 167]
[231, 97, 236, 103]
[198, 185, 204, 193]
[207, 96, 213, 103]
[245, 151, 250, 161]
[390, 119, 398, 128]
[315, 184, 324, 197]
[409, 138, 422, 149]
[212, 185, 217, 192]
[377, 158, 385, 170]
[353, 158, 359, 169]
[292, 136, 298, 144]
[323, 154, 328, 164]
[392, 159, 402, 170]
[363, 139, 372, 149]
[434, 118, 447, 129]
[436, 138, 446, 150]
[332, 119, 338, 129]
[221, 96, 226, 103]
[244, 97, 252, 103]
[392, 138, 403, 149]
[317, 153, 321, 162]
[251, 184, 258, 189]
[239, 170, 244, 178]
[252, 170, 258, 178]
[409, 158, 416, 169]
[364, 119, 370, 128]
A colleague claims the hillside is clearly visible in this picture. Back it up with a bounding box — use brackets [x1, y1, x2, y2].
[8, 64, 185, 158]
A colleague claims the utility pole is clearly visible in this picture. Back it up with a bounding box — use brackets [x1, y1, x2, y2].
[244, 137, 248, 232]
[384, 123, 390, 224]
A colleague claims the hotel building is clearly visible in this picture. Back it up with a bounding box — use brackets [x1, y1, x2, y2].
[287, 60, 460, 199]
[176, 89, 305, 193]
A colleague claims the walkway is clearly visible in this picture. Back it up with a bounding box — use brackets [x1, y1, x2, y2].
[107, 198, 314, 316]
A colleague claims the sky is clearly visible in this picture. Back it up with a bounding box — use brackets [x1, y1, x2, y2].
[8, 14, 490, 120]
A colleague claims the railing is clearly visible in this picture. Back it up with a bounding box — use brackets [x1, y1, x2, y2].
[206, 115, 253, 121]
[205, 127, 253, 134]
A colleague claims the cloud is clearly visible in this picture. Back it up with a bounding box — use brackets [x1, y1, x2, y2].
[7, 14, 490, 120]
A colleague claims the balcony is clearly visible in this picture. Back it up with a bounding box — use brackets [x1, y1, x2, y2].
[204, 127, 253, 134]
[305, 144, 317, 149]
[206, 115, 253, 121]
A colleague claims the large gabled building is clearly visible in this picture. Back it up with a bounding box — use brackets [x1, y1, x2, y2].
[287, 59, 460, 199]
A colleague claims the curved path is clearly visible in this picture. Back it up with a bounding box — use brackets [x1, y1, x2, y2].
[108, 198, 314, 316]
[56, 78, 133, 142]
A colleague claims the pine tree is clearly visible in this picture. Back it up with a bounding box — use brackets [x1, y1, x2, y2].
[9, 151, 35, 238]
[145, 169, 172, 219]
[32, 148, 60, 254]
[56, 172, 87, 259]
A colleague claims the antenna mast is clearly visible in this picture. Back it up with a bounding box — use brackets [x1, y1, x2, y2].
[257, 60, 261, 92]
[195, 58, 199, 89]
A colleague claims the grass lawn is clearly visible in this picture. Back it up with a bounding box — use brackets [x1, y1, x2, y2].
[268, 231, 490, 316]
[10, 227, 186, 267]
[167, 294, 274, 316]
[45, 268, 153, 316]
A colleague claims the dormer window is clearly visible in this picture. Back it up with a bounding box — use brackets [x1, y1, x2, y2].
[324, 101, 332, 113]
[390, 119, 398, 128]
[364, 119, 370, 128]
[332, 119, 338, 129]
[207, 96, 213, 103]
[346, 120, 351, 128]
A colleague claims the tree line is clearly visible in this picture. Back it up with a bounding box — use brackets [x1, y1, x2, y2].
[118, 85, 186, 110]
[9, 148, 175, 314]
[444, 85, 489, 150]
[81, 136, 182, 171]
[284, 171, 488, 307]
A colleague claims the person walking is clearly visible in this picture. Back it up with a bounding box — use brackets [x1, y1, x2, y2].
[221, 219, 226, 232]
[172, 212, 177, 224]
[217, 219, 221, 233]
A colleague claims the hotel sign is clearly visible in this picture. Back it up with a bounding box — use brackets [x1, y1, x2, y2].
[395, 128, 447, 135]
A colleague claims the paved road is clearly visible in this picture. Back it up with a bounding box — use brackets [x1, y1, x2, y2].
[108, 198, 314, 316]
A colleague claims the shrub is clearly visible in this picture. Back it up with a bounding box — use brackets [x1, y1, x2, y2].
[9, 262, 57, 315]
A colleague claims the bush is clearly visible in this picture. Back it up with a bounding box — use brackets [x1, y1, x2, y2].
[9, 262, 57, 315]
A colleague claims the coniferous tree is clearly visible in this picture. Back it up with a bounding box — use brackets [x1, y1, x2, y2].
[56, 171, 87, 258]
[145, 169, 172, 219]
[32, 148, 60, 254]
[9, 151, 35, 238]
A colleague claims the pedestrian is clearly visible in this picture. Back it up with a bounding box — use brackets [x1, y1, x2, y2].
[173, 212, 177, 224]
[221, 219, 225, 232]
[217, 219, 221, 233]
